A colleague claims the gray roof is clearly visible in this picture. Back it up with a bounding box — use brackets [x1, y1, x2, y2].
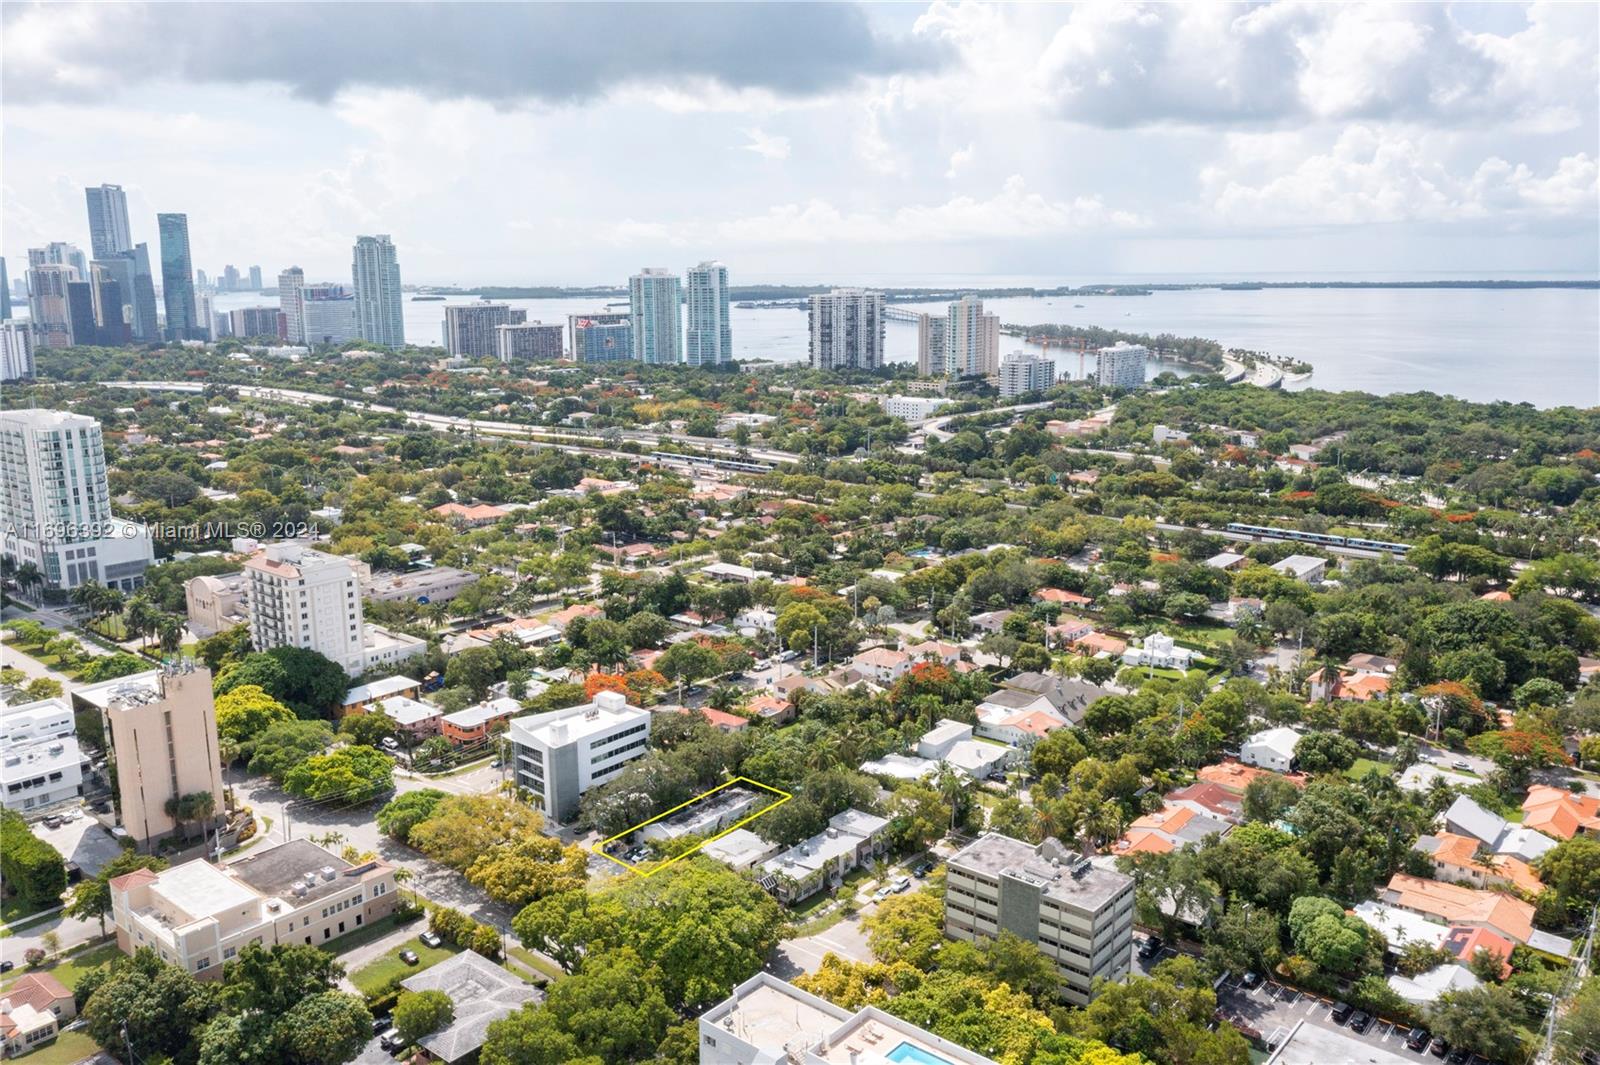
[228, 839, 383, 906]
[1443, 795, 1508, 847]
[1000, 673, 1108, 723]
[948, 832, 1131, 914]
[400, 950, 542, 1063]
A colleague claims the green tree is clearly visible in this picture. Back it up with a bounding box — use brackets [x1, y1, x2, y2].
[281, 745, 394, 802]
[1427, 983, 1529, 1062]
[278, 992, 374, 1065]
[247, 719, 334, 781]
[338, 711, 398, 748]
[393, 989, 455, 1044]
[1556, 975, 1600, 1065]
[82, 948, 221, 1064]
[1070, 956, 1248, 1065]
[216, 645, 349, 718]
[482, 1006, 581, 1065]
[67, 852, 169, 936]
[376, 789, 448, 843]
[0, 808, 67, 908]
[541, 949, 674, 1062]
[214, 684, 296, 747]
[863, 892, 946, 969]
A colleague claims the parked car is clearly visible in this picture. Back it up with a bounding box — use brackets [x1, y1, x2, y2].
[371, 1016, 392, 1037]
[399, 949, 419, 965]
[1330, 1001, 1354, 1024]
[1138, 935, 1164, 960]
[419, 931, 442, 948]
[1429, 1037, 1449, 1057]
[1452, 760, 1473, 771]
[1407, 1028, 1432, 1052]
[379, 1029, 406, 1052]
[912, 861, 933, 878]
[1446, 1049, 1470, 1065]
[1241, 971, 1262, 990]
[381, 736, 400, 751]
[1349, 1011, 1372, 1034]
[891, 876, 911, 893]
[41, 815, 62, 829]
[0, 960, 13, 973]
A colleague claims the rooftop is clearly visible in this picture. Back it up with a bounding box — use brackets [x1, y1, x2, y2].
[400, 950, 541, 1063]
[949, 833, 1132, 913]
[343, 675, 420, 705]
[228, 838, 386, 907]
[700, 973, 851, 1058]
[509, 691, 647, 748]
[376, 695, 441, 727]
[1265, 1018, 1416, 1065]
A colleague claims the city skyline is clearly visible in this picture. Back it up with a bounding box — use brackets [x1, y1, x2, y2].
[3, 3, 1595, 285]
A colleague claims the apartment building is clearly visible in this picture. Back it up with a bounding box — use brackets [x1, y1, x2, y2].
[508, 691, 651, 820]
[0, 409, 153, 591]
[110, 839, 397, 978]
[946, 833, 1135, 1005]
[758, 808, 889, 903]
[443, 301, 526, 359]
[700, 972, 997, 1065]
[75, 663, 224, 851]
[495, 321, 563, 362]
[997, 352, 1055, 397]
[245, 543, 364, 673]
[0, 697, 84, 814]
[1096, 342, 1148, 389]
[808, 289, 884, 370]
[629, 268, 682, 364]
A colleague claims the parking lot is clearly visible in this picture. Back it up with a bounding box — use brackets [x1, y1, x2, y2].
[32, 809, 124, 878]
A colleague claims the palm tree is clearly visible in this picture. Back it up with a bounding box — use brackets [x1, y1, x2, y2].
[126, 595, 158, 650]
[14, 561, 40, 602]
[156, 615, 185, 655]
[393, 866, 416, 904]
[805, 733, 842, 772]
[935, 766, 965, 831]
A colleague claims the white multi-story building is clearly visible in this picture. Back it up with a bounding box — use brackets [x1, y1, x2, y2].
[507, 691, 651, 821]
[0, 409, 153, 591]
[85, 184, 133, 260]
[110, 839, 397, 979]
[997, 352, 1056, 397]
[808, 288, 884, 370]
[916, 312, 947, 376]
[301, 284, 358, 345]
[684, 260, 731, 366]
[352, 234, 404, 347]
[495, 321, 563, 362]
[277, 266, 306, 344]
[0, 697, 83, 814]
[629, 267, 682, 364]
[243, 543, 364, 673]
[2, 320, 36, 381]
[879, 394, 951, 424]
[1096, 342, 1147, 389]
[946, 296, 999, 377]
[946, 833, 1135, 1005]
[444, 301, 526, 359]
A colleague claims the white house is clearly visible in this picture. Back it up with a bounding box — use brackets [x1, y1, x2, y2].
[850, 646, 911, 685]
[1270, 554, 1328, 583]
[1121, 632, 1197, 671]
[1241, 726, 1301, 773]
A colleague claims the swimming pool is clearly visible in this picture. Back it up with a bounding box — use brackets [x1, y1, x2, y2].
[886, 1042, 953, 1065]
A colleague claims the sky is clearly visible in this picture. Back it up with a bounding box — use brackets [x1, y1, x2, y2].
[3, 1, 1597, 287]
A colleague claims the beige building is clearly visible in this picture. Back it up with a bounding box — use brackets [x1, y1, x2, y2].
[946, 833, 1135, 1005]
[184, 571, 247, 636]
[110, 839, 397, 979]
[76, 663, 224, 852]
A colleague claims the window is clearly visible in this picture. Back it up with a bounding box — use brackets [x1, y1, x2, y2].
[223, 947, 237, 960]
[195, 957, 211, 971]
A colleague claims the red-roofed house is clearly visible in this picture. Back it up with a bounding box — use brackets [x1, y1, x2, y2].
[679, 706, 750, 732]
[1036, 588, 1094, 607]
[1522, 785, 1600, 840]
[746, 694, 794, 725]
[0, 971, 74, 1057]
[431, 502, 510, 527]
[1444, 926, 1514, 980]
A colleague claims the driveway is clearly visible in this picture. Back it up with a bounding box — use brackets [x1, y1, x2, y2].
[770, 908, 874, 977]
[34, 813, 124, 878]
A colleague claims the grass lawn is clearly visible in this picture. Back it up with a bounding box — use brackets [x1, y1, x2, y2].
[1344, 758, 1394, 781]
[1, 942, 122, 994]
[349, 936, 461, 997]
[12, 1029, 98, 1065]
[1, 895, 55, 926]
[506, 945, 563, 982]
[326, 911, 420, 956]
[1171, 622, 1237, 648]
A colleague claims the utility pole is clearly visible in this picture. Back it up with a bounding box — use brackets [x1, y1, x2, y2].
[813, 624, 820, 670]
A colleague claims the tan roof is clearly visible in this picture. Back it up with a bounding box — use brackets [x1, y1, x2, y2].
[1, 972, 71, 1013]
[1384, 874, 1535, 943]
[1522, 785, 1600, 840]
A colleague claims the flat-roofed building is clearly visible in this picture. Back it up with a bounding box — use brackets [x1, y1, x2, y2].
[698, 973, 998, 1065]
[363, 565, 477, 604]
[109, 839, 396, 978]
[184, 571, 247, 637]
[440, 695, 520, 746]
[508, 691, 651, 820]
[0, 697, 83, 813]
[373, 696, 443, 740]
[339, 675, 421, 715]
[758, 808, 888, 903]
[946, 833, 1134, 1005]
[639, 786, 767, 843]
[76, 664, 224, 852]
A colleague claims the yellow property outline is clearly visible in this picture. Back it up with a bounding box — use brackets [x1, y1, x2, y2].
[592, 776, 791, 878]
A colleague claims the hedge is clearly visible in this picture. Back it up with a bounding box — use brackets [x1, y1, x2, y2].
[0, 810, 67, 909]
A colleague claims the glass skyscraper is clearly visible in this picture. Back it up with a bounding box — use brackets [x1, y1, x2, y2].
[352, 234, 404, 347]
[628, 268, 682, 364]
[157, 213, 197, 340]
[85, 185, 133, 260]
[684, 260, 731, 366]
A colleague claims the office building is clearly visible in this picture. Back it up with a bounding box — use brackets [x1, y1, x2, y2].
[1, 256, 11, 320]
[946, 296, 999, 377]
[25, 262, 75, 348]
[88, 265, 132, 345]
[352, 234, 404, 346]
[0, 409, 154, 591]
[569, 312, 631, 363]
[76, 664, 225, 851]
[508, 691, 651, 820]
[916, 312, 947, 376]
[110, 838, 397, 978]
[1, 320, 36, 381]
[998, 352, 1056, 397]
[92, 244, 159, 342]
[301, 283, 358, 345]
[946, 833, 1135, 1004]
[629, 267, 682, 364]
[443, 301, 525, 359]
[228, 306, 281, 339]
[29, 242, 88, 279]
[248, 265, 262, 291]
[808, 288, 884, 370]
[85, 184, 132, 259]
[496, 321, 563, 362]
[879, 394, 951, 424]
[1096, 342, 1147, 390]
[685, 260, 731, 365]
[699, 972, 998, 1065]
[65, 280, 100, 346]
[158, 213, 198, 340]
[221, 265, 240, 292]
[277, 266, 305, 343]
[0, 696, 84, 814]
[244, 543, 365, 674]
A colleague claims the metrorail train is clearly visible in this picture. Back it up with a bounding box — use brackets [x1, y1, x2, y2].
[649, 451, 775, 474]
[1225, 522, 1411, 555]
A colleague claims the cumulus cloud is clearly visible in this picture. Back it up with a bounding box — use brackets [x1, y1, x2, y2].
[2, 1, 948, 105]
[1202, 126, 1599, 226]
[945, 143, 976, 178]
[741, 128, 791, 160]
[1035, 1, 1595, 129]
